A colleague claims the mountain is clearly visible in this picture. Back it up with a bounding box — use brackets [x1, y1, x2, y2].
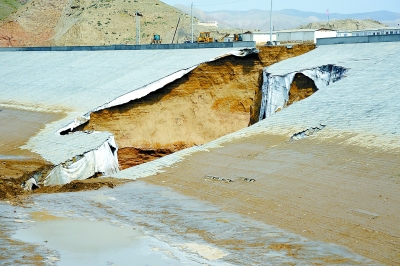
[174, 6, 400, 31]
[0, 0, 228, 47]
[298, 19, 387, 31]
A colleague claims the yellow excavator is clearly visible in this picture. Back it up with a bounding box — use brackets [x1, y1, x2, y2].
[197, 32, 214, 43]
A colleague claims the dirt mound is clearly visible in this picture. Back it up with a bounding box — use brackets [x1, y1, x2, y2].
[0, 159, 51, 202]
[297, 19, 387, 30]
[0, 157, 130, 202]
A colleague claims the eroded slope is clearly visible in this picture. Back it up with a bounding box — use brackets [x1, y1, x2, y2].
[77, 45, 315, 169]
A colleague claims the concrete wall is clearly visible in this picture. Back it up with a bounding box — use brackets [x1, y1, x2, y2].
[241, 33, 276, 43]
[315, 31, 337, 43]
[317, 34, 400, 45]
[277, 31, 315, 43]
[0, 42, 256, 52]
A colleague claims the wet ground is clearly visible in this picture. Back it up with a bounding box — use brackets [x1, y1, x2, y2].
[0, 108, 61, 157]
[1, 181, 375, 265]
[0, 107, 124, 201]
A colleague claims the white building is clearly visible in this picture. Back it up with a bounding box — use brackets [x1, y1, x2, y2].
[197, 21, 218, 27]
[337, 27, 400, 37]
[242, 31, 277, 43]
[223, 32, 276, 44]
[223, 34, 235, 42]
[277, 28, 337, 43]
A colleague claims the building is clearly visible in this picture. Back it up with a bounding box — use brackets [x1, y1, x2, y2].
[277, 28, 337, 43]
[337, 27, 400, 37]
[197, 21, 218, 27]
[242, 31, 277, 44]
[356, 27, 400, 36]
[224, 32, 276, 44]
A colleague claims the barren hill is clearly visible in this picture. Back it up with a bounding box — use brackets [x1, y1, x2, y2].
[0, 0, 228, 47]
[174, 6, 399, 31]
[297, 19, 387, 30]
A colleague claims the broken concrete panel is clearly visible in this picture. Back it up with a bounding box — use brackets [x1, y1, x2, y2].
[114, 42, 400, 181]
[1, 47, 258, 185]
[43, 136, 119, 186]
[259, 65, 348, 120]
[290, 124, 326, 141]
[57, 48, 258, 133]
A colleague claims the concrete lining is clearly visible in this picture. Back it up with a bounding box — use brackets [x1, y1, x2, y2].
[317, 34, 400, 45]
[0, 41, 256, 52]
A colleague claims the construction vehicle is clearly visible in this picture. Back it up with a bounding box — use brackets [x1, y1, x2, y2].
[197, 32, 214, 43]
[151, 34, 161, 44]
[234, 33, 243, 42]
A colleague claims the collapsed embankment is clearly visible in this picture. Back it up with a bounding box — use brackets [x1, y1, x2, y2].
[75, 44, 315, 169]
[0, 44, 315, 199]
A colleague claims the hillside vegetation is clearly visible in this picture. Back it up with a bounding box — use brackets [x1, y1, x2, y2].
[0, 0, 22, 20]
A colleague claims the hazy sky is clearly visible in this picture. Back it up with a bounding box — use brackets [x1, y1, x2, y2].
[161, 0, 400, 13]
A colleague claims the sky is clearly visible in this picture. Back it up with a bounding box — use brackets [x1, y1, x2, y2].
[160, 0, 400, 14]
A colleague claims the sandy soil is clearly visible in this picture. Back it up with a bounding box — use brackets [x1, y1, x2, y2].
[143, 133, 400, 265]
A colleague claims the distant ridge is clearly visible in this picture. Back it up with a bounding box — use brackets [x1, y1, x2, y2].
[174, 6, 400, 30]
[297, 19, 388, 31]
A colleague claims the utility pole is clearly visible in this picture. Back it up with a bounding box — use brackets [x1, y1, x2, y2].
[269, 0, 273, 44]
[191, 2, 194, 43]
[136, 10, 141, 44]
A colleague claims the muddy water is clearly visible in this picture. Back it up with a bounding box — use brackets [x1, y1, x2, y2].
[2, 181, 375, 265]
[0, 107, 62, 156]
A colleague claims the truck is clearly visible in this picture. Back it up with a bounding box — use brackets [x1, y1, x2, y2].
[197, 32, 214, 43]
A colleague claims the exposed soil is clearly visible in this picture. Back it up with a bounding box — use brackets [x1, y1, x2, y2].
[0, 108, 130, 203]
[0, 165, 130, 204]
[118, 147, 174, 170]
[287, 73, 318, 106]
[75, 44, 316, 168]
[0, 44, 315, 202]
[0, 159, 51, 203]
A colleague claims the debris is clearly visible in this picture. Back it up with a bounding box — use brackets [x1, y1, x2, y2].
[260, 65, 348, 120]
[204, 175, 233, 183]
[238, 177, 256, 182]
[21, 177, 40, 191]
[291, 124, 326, 140]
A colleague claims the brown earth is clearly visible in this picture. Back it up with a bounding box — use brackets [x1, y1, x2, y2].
[287, 73, 318, 106]
[143, 133, 400, 265]
[0, 108, 130, 202]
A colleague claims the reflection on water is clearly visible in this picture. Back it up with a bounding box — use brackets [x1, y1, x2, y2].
[0, 155, 32, 160]
[4, 181, 376, 265]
